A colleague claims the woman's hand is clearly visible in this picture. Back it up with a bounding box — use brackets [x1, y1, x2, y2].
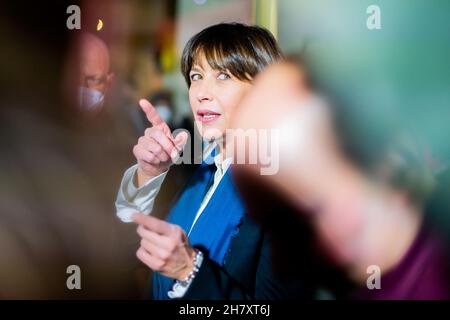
[133, 99, 188, 187]
[132, 213, 196, 280]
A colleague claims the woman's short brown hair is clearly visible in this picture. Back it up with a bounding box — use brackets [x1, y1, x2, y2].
[181, 23, 283, 86]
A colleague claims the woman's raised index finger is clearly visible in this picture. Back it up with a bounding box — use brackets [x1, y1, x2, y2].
[139, 98, 171, 133]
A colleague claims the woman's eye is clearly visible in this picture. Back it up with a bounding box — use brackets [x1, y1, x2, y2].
[190, 73, 201, 81]
[217, 72, 231, 80]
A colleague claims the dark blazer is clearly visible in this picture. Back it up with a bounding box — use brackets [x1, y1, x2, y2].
[182, 214, 313, 300]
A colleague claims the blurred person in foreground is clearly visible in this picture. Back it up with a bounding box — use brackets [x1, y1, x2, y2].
[230, 1, 450, 299]
[231, 61, 450, 299]
[115, 23, 315, 300]
[0, 2, 143, 296]
[65, 32, 145, 296]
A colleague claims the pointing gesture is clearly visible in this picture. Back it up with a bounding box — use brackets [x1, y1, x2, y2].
[133, 98, 188, 186]
[139, 99, 172, 136]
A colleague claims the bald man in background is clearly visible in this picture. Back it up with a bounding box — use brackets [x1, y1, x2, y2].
[69, 32, 136, 185]
[77, 32, 114, 113]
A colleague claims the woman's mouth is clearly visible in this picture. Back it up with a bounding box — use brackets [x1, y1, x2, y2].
[197, 109, 221, 123]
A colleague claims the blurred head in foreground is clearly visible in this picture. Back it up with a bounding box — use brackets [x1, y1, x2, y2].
[231, 51, 449, 298]
[231, 1, 450, 299]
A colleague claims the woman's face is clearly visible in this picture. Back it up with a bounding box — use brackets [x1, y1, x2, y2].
[188, 54, 252, 141]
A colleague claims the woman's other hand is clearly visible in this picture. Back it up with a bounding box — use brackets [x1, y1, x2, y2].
[132, 213, 196, 280]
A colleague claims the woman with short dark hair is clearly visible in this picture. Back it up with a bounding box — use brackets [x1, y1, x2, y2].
[115, 23, 312, 300]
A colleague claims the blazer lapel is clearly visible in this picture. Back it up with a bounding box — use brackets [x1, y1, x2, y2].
[166, 163, 215, 233]
[188, 167, 246, 265]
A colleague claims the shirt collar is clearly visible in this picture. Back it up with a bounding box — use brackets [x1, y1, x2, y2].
[214, 153, 232, 175]
[203, 140, 232, 174]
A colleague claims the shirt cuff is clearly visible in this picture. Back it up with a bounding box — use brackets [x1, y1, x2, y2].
[115, 164, 168, 223]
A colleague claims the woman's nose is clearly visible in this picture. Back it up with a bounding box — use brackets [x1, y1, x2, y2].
[196, 78, 214, 102]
